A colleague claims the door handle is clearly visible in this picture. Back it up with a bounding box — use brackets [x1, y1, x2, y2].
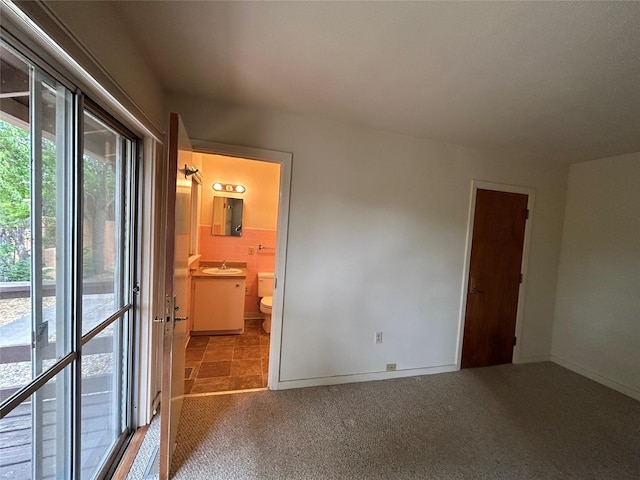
[154, 316, 188, 322]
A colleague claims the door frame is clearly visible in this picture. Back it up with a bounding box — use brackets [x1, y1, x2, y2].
[456, 181, 535, 369]
[191, 139, 292, 391]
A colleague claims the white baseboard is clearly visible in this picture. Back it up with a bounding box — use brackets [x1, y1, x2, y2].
[515, 354, 551, 364]
[550, 356, 640, 401]
[272, 364, 458, 390]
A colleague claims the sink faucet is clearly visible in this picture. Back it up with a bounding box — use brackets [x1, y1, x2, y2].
[220, 260, 229, 270]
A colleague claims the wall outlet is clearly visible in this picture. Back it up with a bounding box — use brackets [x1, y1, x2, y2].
[248, 247, 255, 255]
[375, 331, 383, 344]
[386, 363, 396, 371]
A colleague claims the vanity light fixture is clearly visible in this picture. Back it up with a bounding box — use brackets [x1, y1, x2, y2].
[213, 182, 246, 194]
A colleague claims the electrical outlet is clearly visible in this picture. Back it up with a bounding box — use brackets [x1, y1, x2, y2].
[375, 331, 383, 344]
[248, 247, 255, 255]
[386, 363, 396, 371]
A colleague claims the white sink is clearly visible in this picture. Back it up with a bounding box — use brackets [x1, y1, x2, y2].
[201, 267, 243, 275]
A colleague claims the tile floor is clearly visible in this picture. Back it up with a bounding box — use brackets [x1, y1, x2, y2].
[184, 318, 270, 394]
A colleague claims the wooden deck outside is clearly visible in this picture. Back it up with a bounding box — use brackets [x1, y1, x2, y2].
[0, 329, 124, 480]
[0, 375, 118, 480]
[0, 283, 126, 478]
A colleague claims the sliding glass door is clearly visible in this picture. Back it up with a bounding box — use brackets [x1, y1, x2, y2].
[79, 108, 136, 479]
[0, 39, 138, 480]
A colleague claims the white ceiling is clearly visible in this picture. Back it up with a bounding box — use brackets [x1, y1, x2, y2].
[114, 1, 640, 162]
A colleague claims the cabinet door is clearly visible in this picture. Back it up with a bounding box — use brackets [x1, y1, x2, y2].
[193, 279, 245, 332]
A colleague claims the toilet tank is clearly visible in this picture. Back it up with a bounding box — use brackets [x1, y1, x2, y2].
[257, 272, 274, 297]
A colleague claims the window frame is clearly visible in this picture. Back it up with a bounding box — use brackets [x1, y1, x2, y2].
[0, 35, 141, 480]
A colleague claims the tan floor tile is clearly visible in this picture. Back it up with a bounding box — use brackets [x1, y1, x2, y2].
[181, 332, 272, 394]
[191, 377, 231, 394]
[229, 375, 263, 390]
[203, 346, 234, 361]
[187, 336, 210, 349]
[185, 348, 205, 363]
[235, 335, 260, 347]
[208, 335, 237, 347]
[233, 346, 262, 360]
[243, 327, 261, 337]
[185, 360, 201, 373]
[230, 359, 262, 376]
[245, 318, 261, 328]
[198, 361, 232, 378]
[184, 379, 194, 394]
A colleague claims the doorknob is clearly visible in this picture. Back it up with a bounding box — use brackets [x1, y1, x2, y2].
[154, 316, 188, 322]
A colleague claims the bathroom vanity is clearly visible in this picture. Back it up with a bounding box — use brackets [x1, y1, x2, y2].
[191, 264, 246, 334]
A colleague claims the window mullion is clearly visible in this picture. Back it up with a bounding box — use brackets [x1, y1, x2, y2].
[71, 91, 84, 480]
[54, 81, 73, 480]
[29, 66, 45, 480]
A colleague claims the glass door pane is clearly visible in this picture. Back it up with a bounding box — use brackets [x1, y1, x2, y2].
[80, 315, 127, 479]
[0, 365, 72, 480]
[79, 108, 135, 479]
[1, 43, 74, 480]
[81, 111, 132, 336]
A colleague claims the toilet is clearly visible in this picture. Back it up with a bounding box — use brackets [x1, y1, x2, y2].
[258, 272, 274, 333]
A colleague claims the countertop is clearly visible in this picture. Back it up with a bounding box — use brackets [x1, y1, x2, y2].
[191, 262, 247, 279]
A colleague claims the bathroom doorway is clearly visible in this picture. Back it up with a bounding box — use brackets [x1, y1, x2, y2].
[184, 141, 291, 395]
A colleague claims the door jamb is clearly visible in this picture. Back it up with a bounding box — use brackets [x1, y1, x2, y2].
[455, 181, 536, 369]
[191, 139, 292, 391]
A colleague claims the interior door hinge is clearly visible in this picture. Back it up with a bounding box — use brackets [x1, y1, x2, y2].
[525, 209, 529, 220]
[519, 274, 523, 283]
[513, 336, 517, 346]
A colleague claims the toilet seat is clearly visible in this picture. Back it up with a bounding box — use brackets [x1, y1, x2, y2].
[260, 296, 272, 314]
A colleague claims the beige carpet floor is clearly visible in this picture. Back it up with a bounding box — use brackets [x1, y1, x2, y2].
[169, 362, 640, 479]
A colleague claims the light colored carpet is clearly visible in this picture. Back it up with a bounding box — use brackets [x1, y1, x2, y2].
[170, 362, 640, 479]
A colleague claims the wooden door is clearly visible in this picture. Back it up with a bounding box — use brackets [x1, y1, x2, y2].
[461, 188, 528, 368]
[159, 113, 193, 479]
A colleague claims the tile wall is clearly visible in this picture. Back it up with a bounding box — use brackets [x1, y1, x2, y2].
[199, 226, 276, 312]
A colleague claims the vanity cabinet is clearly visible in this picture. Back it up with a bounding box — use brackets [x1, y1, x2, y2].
[192, 278, 245, 334]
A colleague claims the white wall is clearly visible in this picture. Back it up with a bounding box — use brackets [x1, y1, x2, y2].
[551, 152, 640, 399]
[44, 1, 166, 129]
[170, 94, 568, 384]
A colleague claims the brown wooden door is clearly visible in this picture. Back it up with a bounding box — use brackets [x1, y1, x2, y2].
[461, 189, 528, 368]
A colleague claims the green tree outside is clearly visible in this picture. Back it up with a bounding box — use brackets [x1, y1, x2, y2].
[0, 119, 57, 282]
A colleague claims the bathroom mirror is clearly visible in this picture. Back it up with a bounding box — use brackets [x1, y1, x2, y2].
[212, 196, 243, 236]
